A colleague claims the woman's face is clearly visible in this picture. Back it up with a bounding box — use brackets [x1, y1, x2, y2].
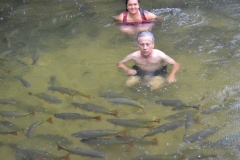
[127, 0, 139, 14]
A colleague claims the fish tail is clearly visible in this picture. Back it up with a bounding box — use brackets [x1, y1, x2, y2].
[193, 104, 200, 110]
[46, 117, 53, 124]
[12, 131, 18, 136]
[194, 117, 200, 124]
[155, 118, 161, 123]
[152, 138, 158, 146]
[94, 116, 101, 121]
[119, 130, 127, 137]
[143, 107, 147, 114]
[30, 111, 35, 116]
[86, 95, 91, 100]
[148, 126, 154, 131]
[127, 139, 134, 148]
[63, 153, 71, 160]
[111, 109, 118, 116]
[36, 156, 44, 160]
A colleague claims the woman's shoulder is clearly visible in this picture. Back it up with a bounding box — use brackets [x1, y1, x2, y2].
[143, 10, 157, 20]
[115, 12, 125, 22]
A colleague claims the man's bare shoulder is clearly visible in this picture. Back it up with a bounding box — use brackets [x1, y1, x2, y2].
[128, 51, 141, 58]
[152, 49, 167, 57]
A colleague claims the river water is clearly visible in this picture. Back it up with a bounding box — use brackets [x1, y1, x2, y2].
[0, 0, 240, 159]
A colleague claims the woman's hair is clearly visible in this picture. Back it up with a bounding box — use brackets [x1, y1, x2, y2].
[126, 0, 140, 8]
[137, 31, 155, 43]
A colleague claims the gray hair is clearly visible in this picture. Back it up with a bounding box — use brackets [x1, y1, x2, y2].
[137, 31, 155, 43]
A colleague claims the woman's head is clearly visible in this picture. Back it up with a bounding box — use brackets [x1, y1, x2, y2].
[126, 0, 140, 11]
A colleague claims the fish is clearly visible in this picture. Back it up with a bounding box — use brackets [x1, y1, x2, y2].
[80, 137, 133, 146]
[32, 51, 38, 65]
[54, 113, 101, 121]
[57, 143, 107, 158]
[200, 132, 240, 148]
[165, 110, 198, 121]
[186, 154, 217, 160]
[15, 147, 70, 160]
[17, 59, 28, 67]
[0, 99, 17, 104]
[16, 103, 49, 113]
[0, 120, 23, 132]
[131, 154, 184, 160]
[0, 75, 14, 81]
[34, 134, 73, 145]
[0, 130, 18, 136]
[155, 99, 199, 110]
[129, 118, 161, 124]
[26, 117, 52, 138]
[48, 86, 91, 99]
[72, 102, 118, 116]
[184, 124, 225, 143]
[184, 113, 195, 133]
[107, 118, 153, 128]
[115, 135, 158, 146]
[14, 75, 31, 88]
[71, 129, 126, 139]
[33, 93, 62, 104]
[0, 111, 34, 118]
[48, 76, 58, 86]
[108, 98, 145, 113]
[98, 91, 127, 99]
[201, 104, 226, 114]
[142, 120, 186, 139]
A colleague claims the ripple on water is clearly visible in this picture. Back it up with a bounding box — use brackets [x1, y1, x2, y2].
[151, 8, 205, 28]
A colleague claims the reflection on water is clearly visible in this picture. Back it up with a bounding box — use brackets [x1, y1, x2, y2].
[0, 0, 240, 159]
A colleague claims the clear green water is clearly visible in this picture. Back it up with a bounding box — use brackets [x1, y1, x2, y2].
[0, 0, 240, 159]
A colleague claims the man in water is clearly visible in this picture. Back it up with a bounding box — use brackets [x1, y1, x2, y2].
[117, 31, 180, 90]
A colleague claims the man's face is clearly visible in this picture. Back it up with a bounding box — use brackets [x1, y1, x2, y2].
[138, 36, 154, 57]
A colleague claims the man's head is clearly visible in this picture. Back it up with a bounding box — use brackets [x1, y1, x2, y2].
[137, 31, 155, 57]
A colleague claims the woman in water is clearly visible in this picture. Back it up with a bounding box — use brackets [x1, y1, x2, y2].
[115, 0, 162, 35]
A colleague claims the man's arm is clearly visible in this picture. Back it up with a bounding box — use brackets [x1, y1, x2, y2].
[117, 54, 137, 76]
[162, 55, 180, 83]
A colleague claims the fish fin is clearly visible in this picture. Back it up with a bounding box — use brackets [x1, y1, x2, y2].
[46, 117, 53, 124]
[131, 97, 139, 101]
[94, 116, 101, 121]
[57, 143, 64, 150]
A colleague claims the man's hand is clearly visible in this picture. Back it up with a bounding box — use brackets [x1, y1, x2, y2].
[127, 69, 137, 76]
[167, 74, 177, 83]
